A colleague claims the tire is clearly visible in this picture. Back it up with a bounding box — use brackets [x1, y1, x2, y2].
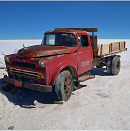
[55, 70, 73, 101]
[111, 56, 120, 75]
[106, 57, 112, 75]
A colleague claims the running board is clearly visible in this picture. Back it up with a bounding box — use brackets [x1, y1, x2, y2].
[78, 75, 95, 82]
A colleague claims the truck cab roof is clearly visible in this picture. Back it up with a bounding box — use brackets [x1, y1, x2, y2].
[44, 29, 89, 35]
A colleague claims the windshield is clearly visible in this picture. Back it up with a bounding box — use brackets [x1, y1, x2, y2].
[41, 33, 77, 47]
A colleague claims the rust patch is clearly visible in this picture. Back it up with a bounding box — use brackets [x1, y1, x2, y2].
[17, 45, 71, 58]
[4, 76, 52, 92]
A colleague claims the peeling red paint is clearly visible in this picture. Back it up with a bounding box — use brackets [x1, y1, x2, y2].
[17, 45, 71, 58]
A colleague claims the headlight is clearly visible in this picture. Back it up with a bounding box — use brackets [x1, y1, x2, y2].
[39, 60, 45, 68]
[41, 74, 45, 79]
[5, 56, 10, 63]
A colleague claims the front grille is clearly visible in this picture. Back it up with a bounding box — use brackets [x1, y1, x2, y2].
[10, 68, 39, 78]
[12, 61, 36, 68]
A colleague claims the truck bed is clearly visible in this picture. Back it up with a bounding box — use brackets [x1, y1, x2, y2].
[97, 41, 127, 58]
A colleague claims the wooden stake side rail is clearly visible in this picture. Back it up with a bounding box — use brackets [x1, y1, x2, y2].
[97, 41, 127, 58]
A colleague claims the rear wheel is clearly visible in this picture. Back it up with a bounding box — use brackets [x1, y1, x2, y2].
[111, 56, 120, 75]
[55, 70, 73, 101]
[106, 57, 112, 75]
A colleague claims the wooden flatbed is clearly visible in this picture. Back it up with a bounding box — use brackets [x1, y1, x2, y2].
[93, 41, 127, 67]
[97, 41, 127, 58]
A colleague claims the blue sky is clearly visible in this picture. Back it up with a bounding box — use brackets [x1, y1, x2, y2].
[0, 1, 130, 39]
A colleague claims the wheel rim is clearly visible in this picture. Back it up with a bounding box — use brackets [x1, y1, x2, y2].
[116, 60, 120, 71]
[64, 76, 72, 96]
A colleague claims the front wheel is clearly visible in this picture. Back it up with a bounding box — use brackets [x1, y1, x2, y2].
[55, 70, 73, 101]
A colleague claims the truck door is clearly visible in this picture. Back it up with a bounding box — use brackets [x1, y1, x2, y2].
[77, 34, 93, 75]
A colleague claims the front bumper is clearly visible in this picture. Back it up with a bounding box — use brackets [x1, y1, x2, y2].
[3, 76, 52, 92]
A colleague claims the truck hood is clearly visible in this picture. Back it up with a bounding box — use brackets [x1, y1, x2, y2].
[17, 45, 72, 58]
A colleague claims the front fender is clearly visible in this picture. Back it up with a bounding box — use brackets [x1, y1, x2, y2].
[50, 61, 77, 86]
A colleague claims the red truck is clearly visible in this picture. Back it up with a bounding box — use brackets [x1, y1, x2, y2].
[4, 28, 127, 101]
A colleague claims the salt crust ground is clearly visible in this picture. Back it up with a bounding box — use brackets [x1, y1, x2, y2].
[0, 39, 130, 130]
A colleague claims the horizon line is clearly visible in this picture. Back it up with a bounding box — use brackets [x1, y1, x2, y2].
[0, 38, 130, 40]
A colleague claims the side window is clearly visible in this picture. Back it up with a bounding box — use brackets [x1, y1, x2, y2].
[78, 35, 82, 46]
[78, 35, 89, 47]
